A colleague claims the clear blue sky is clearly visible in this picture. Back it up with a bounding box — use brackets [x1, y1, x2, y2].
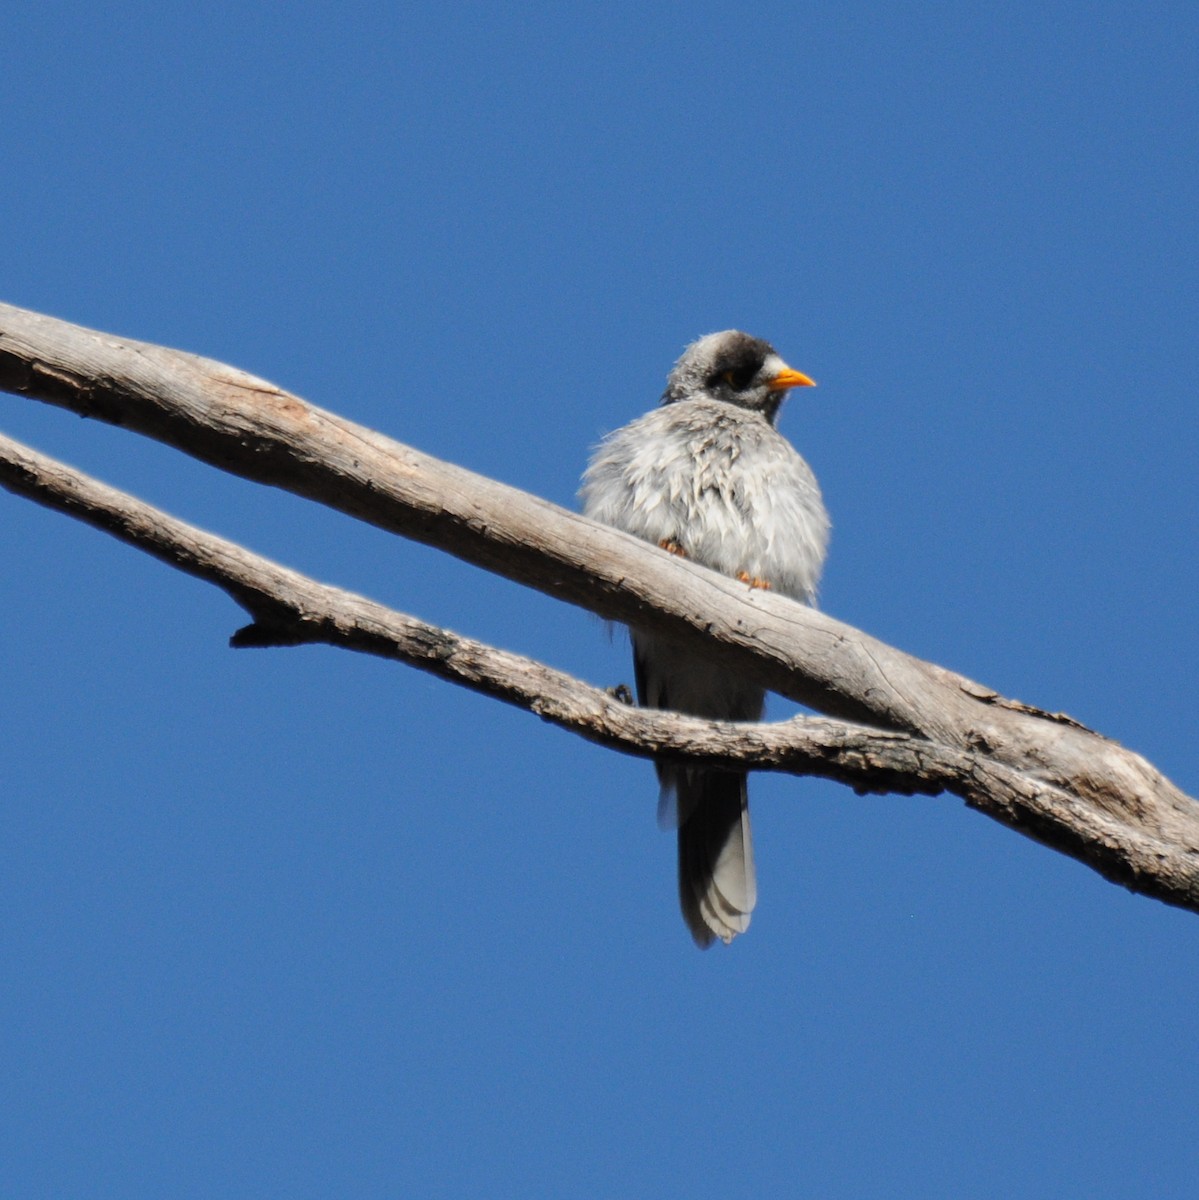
[2, 3, 1196, 1196]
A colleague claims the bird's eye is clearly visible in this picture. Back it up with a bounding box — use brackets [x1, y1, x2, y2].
[721, 368, 755, 390]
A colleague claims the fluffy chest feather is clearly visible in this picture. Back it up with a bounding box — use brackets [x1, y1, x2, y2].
[581, 399, 829, 603]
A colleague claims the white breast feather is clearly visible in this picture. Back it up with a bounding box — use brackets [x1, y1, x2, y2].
[580, 400, 829, 604]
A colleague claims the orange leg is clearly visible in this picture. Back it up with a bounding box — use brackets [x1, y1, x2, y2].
[658, 538, 687, 557]
[736, 571, 772, 590]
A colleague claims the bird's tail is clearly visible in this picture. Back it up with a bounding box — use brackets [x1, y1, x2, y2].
[675, 768, 756, 948]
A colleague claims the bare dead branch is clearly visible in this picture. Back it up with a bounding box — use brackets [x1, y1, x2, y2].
[1, 300, 1197, 912]
[0, 427, 1182, 905]
[0, 427, 964, 789]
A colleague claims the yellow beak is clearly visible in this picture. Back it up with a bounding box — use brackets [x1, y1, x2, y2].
[767, 366, 816, 391]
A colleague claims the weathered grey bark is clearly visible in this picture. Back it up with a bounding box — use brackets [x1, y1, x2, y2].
[1, 300, 1196, 912]
[0, 431, 1025, 795]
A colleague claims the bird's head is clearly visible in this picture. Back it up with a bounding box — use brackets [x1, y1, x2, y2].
[661, 330, 815, 423]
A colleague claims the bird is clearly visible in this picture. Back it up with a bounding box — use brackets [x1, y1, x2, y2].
[580, 330, 829, 947]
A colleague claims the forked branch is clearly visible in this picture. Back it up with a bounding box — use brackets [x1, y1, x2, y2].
[1, 301, 1196, 911]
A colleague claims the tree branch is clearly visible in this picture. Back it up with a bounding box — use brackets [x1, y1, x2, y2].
[2, 300, 1196, 912]
[0, 428, 967, 788]
[0, 427, 1174, 902]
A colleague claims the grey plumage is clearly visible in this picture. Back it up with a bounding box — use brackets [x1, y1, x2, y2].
[580, 331, 829, 947]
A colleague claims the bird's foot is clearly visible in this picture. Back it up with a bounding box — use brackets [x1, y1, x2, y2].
[607, 683, 635, 706]
[736, 571, 771, 590]
[658, 538, 687, 557]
